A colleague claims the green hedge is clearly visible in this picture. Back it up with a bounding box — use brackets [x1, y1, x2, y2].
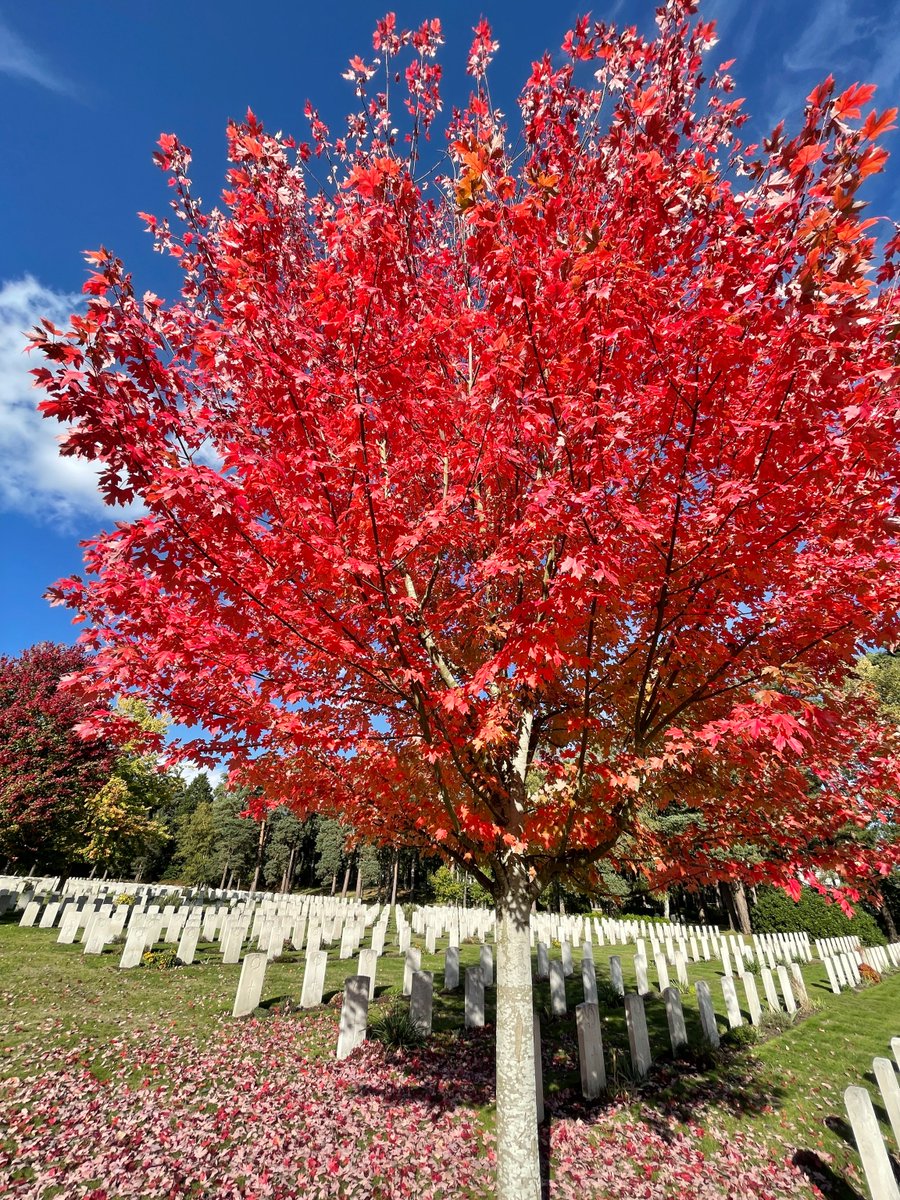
[751, 885, 886, 946]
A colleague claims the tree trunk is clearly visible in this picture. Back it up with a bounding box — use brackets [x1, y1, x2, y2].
[390, 851, 399, 907]
[495, 862, 542, 1200]
[879, 886, 898, 941]
[718, 881, 737, 930]
[355, 861, 363, 899]
[330, 871, 338, 896]
[220, 857, 230, 890]
[340, 864, 351, 898]
[284, 845, 297, 893]
[729, 881, 752, 936]
[251, 817, 267, 893]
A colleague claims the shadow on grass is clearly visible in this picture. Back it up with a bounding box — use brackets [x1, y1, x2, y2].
[792, 1148, 866, 1200]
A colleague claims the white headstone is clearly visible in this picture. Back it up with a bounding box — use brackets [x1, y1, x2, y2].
[533, 1014, 545, 1124]
[177, 921, 201, 966]
[721, 976, 743, 1028]
[300, 949, 328, 1008]
[634, 953, 650, 996]
[410, 970, 433, 1034]
[609, 955, 625, 997]
[444, 946, 460, 991]
[536, 941, 550, 980]
[663, 986, 688, 1053]
[479, 943, 494, 987]
[624, 993, 652, 1079]
[357, 948, 378, 1000]
[336, 976, 370, 1060]
[873, 1057, 900, 1149]
[232, 952, 268, 1017]
[844, 1085, 900, 1200]
[581, 955, 598, 1005]
[576, 1001, 606, 1098]
[695, 980, 720, 1047]
[776, 965, 797, 1014]
[742, 973, 762, 1025]
[549, 959, 567, 1017]
[403, 946, 421, 996]
[465, 967, 485, 1028]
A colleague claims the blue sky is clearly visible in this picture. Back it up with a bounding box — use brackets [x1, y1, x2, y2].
[3, 0, 900, 667]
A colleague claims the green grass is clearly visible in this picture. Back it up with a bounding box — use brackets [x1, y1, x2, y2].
[2, 913, 899, 1198]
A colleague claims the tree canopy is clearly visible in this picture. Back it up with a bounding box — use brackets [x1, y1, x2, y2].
[30, 3, 900, 1194]
[0, 642, 116, 872]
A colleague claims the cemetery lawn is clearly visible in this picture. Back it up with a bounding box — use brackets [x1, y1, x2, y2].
[2, 915, 899, 1198]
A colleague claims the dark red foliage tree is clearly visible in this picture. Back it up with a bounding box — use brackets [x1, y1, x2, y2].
[0, 643, 116, 874]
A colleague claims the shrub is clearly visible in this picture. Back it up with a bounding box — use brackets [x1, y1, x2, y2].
[142, 949, 179, 970]
[113, 893, 136, 906]
[751, 886, 887, 946]
[858, 962, 881, 986]
[368, 1002, 426, 1052]
[721, 1024, 759, 1049]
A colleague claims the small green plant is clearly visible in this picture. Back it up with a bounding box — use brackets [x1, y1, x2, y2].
[721, 1023, 759, 1050]
[595, 979, 625, 1008]
[142, 949, 179, 970]
[604, 1043, 634, 1097]
[673, 1042, 719, 1071]
[742, 959, 760, 975]
[759, 1009, 796, 1037]
[798, 994, 823, 1015]
[368, 1002, 426, 1053]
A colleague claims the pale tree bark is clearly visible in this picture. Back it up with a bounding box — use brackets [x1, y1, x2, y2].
[729, 881, 752, 936]
[495, 858, 542, 1200]
[390, 850, 399, 906]
[250, 817, 268, 893]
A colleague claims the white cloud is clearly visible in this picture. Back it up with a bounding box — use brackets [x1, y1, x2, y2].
[0, 275, 142, 528]
[0, 15, 77, 95]
[179, 760, 228, 791]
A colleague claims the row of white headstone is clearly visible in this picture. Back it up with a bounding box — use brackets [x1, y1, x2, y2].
[844, 1038, 900, 1200]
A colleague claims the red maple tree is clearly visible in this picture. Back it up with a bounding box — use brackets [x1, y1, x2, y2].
[31, 3, 900, 1193]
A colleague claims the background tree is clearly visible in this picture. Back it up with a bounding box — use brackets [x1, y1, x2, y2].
[314, 818, 349, 895]
[80, 776, 168, 877]
[263, 806, 312, 891]
[0, 643, 116, 874]
[209, 787, 259, 888]
[32, 4, 900, 1195]
[171, 797, 217, 886]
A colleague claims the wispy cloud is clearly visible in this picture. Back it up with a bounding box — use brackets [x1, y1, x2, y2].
[0, 276, 135, 528]
[783, 0, 876, 74]
[0, 14, 77, 96]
